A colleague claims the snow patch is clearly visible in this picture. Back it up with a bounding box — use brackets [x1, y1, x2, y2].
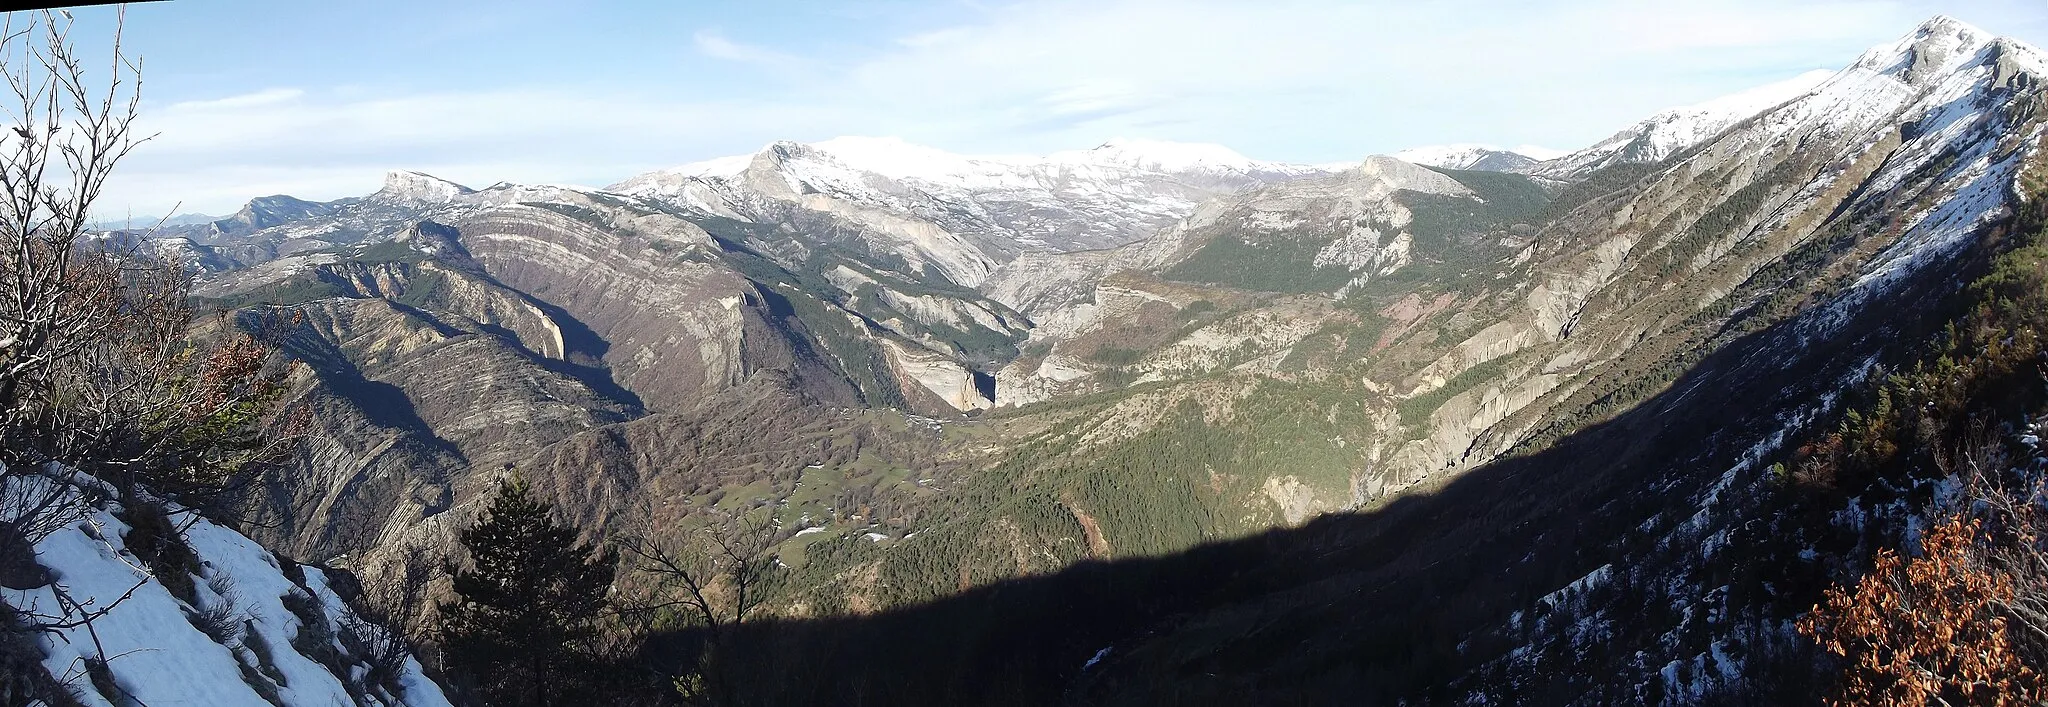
[2, 471, 452, 707]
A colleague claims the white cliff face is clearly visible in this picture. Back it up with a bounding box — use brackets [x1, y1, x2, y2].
[881, 338, 995, 411]
[371, 170, 476, 206]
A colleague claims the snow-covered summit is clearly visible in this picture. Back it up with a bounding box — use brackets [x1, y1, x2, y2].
[1392, 144, 1554, 172]
[610, 136, 1349, 270]
[1535, 68, 1836, 178]
[1048, 138, 1333, 177]
[650, 136, 1330, 187]
[1848, 15, 1995, 81]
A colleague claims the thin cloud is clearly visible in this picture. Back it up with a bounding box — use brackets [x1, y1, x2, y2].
[692, 30, 806, 73]
[166, 88, 305, 110]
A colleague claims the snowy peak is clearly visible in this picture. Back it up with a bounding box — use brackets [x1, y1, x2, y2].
[373, 170, 475, 205]
[1849, 15, 1996, 84]
[611, 136, 1350, 261]
[1050, 138, 1343, 179]
[665, 152, 755, 180]
[1062, 138, 1255, 173]
[804, 135, 1019, 181]
[661, 136, 1010, 186]
[637, 136, 1338, 192]
[1392, 144, 1547, 172]
[1535, 69, 1835, 178]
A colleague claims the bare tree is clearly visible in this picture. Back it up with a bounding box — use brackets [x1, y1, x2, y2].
[0, 9, 294, 703]
[0, 6, 296, 535]
[616, 513, 778, 706]
[0, 6, 146, 557]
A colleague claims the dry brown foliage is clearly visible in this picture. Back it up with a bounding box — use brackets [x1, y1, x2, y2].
[1800, 515, 2047, 705]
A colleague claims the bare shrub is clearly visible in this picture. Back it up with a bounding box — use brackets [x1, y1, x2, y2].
[186, 572, 245, 644]
[339, 608, 414, 696]
[617, 513, 778, 706]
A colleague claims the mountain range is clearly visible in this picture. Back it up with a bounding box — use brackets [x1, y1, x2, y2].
[25, 14, 2048, 705]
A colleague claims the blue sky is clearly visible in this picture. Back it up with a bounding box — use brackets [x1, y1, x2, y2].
[52, 0, 2048, 219]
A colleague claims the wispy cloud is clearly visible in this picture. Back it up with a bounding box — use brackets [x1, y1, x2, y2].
[167, 88, 305, 110]
[692, 30, 806, 73]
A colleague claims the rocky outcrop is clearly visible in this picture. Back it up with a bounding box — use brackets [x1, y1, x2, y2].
[371, 170, 475, 206]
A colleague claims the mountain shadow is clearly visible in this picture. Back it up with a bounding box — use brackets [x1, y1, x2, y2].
[635, 195, 2016, 706]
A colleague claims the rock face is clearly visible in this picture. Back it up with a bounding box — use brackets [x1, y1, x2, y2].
[210, 195, 336, 238]
[372, 170, 475, 205]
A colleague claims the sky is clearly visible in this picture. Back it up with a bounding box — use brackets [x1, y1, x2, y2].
[40, 0, 2048, 220]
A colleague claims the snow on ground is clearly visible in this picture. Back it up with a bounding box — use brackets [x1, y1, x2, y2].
[1630, 69, 1837, 158]
[1538, 68, 1835, 177]
[2, 470, 451, 707]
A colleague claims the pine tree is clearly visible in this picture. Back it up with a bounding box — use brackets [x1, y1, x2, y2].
[439, 474, 616, 707]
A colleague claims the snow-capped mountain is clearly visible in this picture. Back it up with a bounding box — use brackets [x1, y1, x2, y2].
[610, 136, 1346, 284]
[1391, 143, 1557, 172]
[1535, 68, 1837, 178]
[649, 136, 1333, 190]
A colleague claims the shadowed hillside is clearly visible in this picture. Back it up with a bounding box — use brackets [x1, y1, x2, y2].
[631, 196, 2047, 705]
